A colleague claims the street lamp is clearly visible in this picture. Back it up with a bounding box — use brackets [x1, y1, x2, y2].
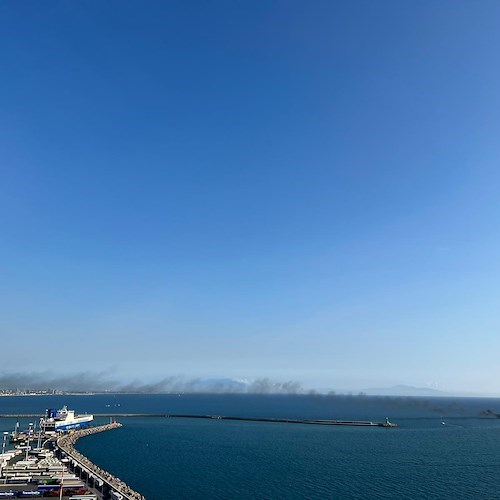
[37, 418, 43, 450]
[25, 423, 33, 461]
[1, 431, 8, 484]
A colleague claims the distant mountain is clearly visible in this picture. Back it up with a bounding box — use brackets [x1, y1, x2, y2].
[362, 385, 450, 397]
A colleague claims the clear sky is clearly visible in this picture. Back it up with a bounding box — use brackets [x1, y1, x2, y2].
[1, 1, 499, 394]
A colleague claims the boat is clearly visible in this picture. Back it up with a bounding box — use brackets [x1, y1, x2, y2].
[40, 406, 93, 432]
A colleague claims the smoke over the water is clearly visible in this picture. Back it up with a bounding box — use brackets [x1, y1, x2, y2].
[0, 372, 479, 416]
[375, 395, 467, 415]
[0, 372, 303, 395]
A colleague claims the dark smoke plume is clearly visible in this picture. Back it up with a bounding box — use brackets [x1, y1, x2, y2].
[0, 371, 303, 395]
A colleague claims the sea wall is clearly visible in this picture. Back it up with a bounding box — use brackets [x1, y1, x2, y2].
[57, 423, 145, 500]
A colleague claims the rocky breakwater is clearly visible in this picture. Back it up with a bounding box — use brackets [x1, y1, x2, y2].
[57, 422, 145, 500]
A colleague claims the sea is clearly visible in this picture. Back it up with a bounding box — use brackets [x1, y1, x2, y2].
[1, 394, 500, 499]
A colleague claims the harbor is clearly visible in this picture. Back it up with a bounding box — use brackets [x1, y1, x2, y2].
[3, 395, 497, 500]
[1, 405, 398, 498]
[0, 407, 144, 499]
[0, 442, 95, 498]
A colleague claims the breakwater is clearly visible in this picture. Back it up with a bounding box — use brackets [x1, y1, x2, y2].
[57, 422, 145, 500]
[0, 413, 397, 426]
[163, 414, 397, 427]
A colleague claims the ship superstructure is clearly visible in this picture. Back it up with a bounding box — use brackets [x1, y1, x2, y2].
[41, 406, 94, 432]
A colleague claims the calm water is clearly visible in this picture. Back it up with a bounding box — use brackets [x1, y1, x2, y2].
[1, 394, 500, 499]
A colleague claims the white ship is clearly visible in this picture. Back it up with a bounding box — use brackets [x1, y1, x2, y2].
[41, 406, 94, 432]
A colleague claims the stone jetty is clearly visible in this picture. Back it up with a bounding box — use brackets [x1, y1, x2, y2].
[57, 423, 145, 500]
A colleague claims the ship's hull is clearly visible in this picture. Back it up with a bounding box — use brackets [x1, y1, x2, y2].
[42, 409, 94, 432]
[54, 415, 94, 431]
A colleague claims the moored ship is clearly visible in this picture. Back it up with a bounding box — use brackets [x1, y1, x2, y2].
[41, 406, 93, 432]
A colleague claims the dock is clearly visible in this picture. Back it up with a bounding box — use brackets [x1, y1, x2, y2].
[0, 422, 144, 499]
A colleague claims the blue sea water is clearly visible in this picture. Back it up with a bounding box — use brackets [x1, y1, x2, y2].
[1, 394, 500, 499]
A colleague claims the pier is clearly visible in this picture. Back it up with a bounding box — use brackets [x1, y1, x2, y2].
[56, 422, 145, 500]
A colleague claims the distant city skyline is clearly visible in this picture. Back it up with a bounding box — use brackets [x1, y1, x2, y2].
[1, 1, 499, 394]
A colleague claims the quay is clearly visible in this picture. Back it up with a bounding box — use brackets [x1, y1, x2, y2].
[56, 423, 145, 500]
[1, 414, 397, 427]
[0, 422, 145, 499]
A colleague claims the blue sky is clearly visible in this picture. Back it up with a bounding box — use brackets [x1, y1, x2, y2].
[1, 1, 500, 393]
